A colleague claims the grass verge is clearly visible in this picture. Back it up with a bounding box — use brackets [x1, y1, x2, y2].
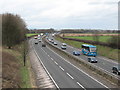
[2, 42, 31, 88]
[55, 36, 119, 61]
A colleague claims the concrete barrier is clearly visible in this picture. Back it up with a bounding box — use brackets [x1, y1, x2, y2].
[43, 37, 120, 85]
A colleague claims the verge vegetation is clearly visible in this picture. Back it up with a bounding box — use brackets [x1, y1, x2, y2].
[2, 42, 31, 88]
[2, 13, 32, 88]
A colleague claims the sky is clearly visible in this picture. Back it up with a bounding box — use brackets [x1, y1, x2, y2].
[0, 0, 119, 30]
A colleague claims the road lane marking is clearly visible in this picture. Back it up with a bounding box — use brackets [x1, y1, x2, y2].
[51, 58, 54, 61]
[54, 61, 58, 65]
[56, 39, 117, 64]
[59, 66, 64, 71]
[47, 46, 109, 89]
[48, 55, 50, 57]
[33, 47, 60, 89]
[49, 39, 119, 78]
[66, 73, 74, 79]
[53, 38, 118, 75]
[77, 82, 85, 89]
[98, 57, 118, 64]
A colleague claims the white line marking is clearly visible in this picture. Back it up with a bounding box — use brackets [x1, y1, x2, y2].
[47, 46, 109, 89]
[59, 66, 64, 71]
[66, 73, 74, 79]
[97, 57, 118, 64]
[54, 61, 58, 65]
[48, 55, 50, 57]
[33, 46, 60, 89]
[54, 38, 118, 73]
[77, 82, 85, 89]
[51, 58, 54, 61]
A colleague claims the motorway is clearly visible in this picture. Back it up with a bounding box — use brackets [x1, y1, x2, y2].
[30, 38, 110, 89]
[47, 34, 119, 78]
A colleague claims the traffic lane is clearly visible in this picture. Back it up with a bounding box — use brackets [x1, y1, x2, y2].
[52, 36, 118, 65]
[49, 37, 118, 73]
[47, 37, 119, 78]
[41, 44, 108, 88]
[51, 39, 116, 75]
[33, 41, 83, 88]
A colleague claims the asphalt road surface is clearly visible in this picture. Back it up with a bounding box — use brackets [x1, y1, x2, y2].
[47, 34, 119, 78]
[31, 38, 109, 89]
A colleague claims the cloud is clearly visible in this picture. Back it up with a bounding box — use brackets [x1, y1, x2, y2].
[0, 0, 119, 30]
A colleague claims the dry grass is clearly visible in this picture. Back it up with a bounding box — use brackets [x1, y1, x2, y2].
[60, 33, 119, 37]
[2, 51, 21, 88]
[2, 42, 31, 88]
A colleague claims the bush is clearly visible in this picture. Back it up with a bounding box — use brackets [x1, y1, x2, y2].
[108, 36, 120, 49]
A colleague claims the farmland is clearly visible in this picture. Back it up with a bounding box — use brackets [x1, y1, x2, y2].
[64, 36, 112, 43]
[26, 33, 39, 37]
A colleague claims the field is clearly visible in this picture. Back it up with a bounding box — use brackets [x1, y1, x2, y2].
[64, 36, 112, 43]
[26, 33, 39, 37]
[55, 36, 119, 61]
[61, 33, 119, 37]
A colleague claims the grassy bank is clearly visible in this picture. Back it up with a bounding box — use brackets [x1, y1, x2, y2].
[55, 36, 119, 61]
[2, 42, 31, 88]
[64, 36, 112, 43]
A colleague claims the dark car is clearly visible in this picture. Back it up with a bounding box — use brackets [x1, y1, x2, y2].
[46, 37, 48, 39]
[34, 37, 37, 39]
[112, 66, 120, 75]
[39, 40, 41, 42]
[61, 46, 66, 50]
[51, 40, 54, 43]
[54, 42, 57, 45]
[35, 41, 38, 44]
[88, 57, 97, 63]
[73, 51, 80, 56]
[42, 43, 46, 47]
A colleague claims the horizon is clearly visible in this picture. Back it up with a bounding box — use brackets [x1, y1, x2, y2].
[1, 0, 119, 30]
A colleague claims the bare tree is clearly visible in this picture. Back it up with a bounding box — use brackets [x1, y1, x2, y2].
[2, 13, 27, 48]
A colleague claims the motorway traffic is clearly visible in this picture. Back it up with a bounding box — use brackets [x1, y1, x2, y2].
[30, 34, 119, 88]
[46, 34, 119, 78]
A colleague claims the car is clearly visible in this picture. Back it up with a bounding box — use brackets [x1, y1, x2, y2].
[35, 41, 38, 44]
[42, 43, 46, 47]
[51, 38, 53, 40]
[52, 34, 54, 37]
[88, 57, 97, 63]
[62, 43, 67, 46]
[48, 39, 51, 42]
[39, 40, 41, 42]
[34, 37, 37, 39]
[112, 66, 120, 75]
[38, 37, 41, 40]
[46, 37, 48, 39]
[54, 42, 57, 45]
[51, 40, 54, 43]
[73, 51, 80, 56]
[61, 46, 66, 50]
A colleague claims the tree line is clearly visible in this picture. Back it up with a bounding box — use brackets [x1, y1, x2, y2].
[2, 13, 27, 49]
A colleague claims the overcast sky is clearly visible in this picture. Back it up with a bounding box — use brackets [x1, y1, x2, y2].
[1, 0, 119, 30]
